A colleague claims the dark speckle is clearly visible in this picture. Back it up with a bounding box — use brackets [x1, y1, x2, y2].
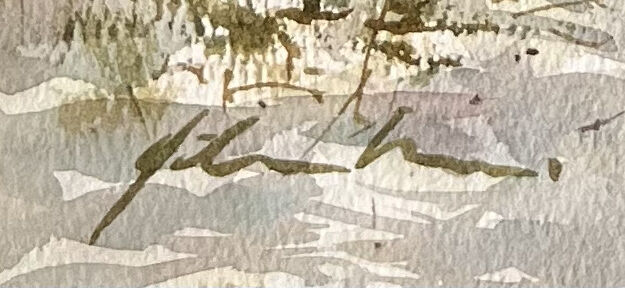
[526, 48, 539, 55]
[258, 100, 267, 108]
[514, 54, 521, 62]
[469, 94, 482, 105]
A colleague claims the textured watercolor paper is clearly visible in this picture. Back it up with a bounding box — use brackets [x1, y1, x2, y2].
[1, 0, 624, 286]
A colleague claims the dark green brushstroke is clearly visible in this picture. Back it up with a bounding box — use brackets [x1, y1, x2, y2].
[88, 109, 209, 245]
[355, 107, 538, 177]
[275, 0, 353, 25]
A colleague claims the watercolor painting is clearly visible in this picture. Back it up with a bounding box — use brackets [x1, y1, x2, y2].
[1, 0, 624, 286]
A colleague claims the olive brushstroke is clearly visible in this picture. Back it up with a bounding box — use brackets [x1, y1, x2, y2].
[355, 106, 539, 177]
[88, 109, 210, 245]
[548, 158, 563, 182]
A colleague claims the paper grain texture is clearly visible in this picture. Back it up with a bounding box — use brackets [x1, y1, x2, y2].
[1, 0, 624, 286]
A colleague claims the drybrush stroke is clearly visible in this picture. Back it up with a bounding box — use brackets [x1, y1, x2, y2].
[170, 116, 349, 175]
[354, 106, 538, 177]
[88, 109, 209, 245]
[578, 110, 625, 132]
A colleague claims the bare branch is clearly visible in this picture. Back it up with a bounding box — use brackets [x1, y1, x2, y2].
[277, 31, 302, 81]
[549, 28, 612, 49]
[372, 40, 462, 68]
[578, 110, 625, 132]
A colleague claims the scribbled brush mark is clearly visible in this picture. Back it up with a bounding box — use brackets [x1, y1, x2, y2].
[578, 110, 625, 132]
[355, 107, 538, 177]
[548, 158, 563, 182]
[88, 109, 209, 245]
[170, 116, 349, 175]
[275, 0, 354, 25]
